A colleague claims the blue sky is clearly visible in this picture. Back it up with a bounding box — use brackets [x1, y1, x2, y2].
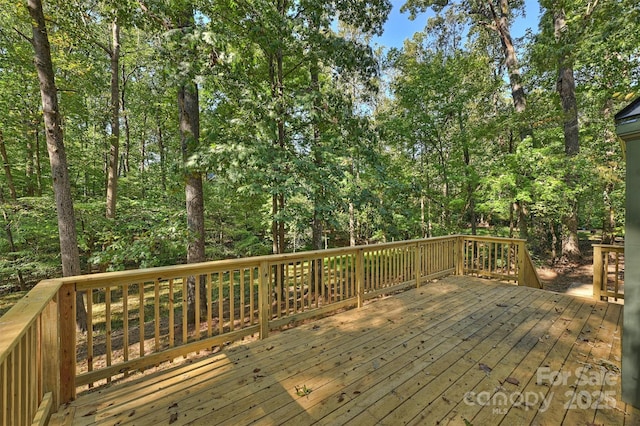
[372, 0, 541, 50]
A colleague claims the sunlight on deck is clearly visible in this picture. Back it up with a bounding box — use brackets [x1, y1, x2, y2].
[50, 276, 639, 425]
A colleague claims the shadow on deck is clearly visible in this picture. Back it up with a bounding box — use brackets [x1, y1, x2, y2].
[50, 276, 638, 425]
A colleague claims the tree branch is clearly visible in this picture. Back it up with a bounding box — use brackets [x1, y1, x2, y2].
[13, 27, 33, 45]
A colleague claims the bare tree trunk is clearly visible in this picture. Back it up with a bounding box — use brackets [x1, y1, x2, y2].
[179, 77, 206, 324]
[34, 123, 42, 196]
[27, 0, 86, 331]
[26, 125, 35, 197]
[0, 129, 16, 200]
[310, 53, 324, 252]
[554, 9, 581, 261]
[121, 63, 131, 177]
[106, 19, 120, 219]
[487, 0, 526, 114]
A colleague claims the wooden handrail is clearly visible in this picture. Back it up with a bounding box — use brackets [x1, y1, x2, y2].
[0, 234, 540, 424]
[593, 244, 624, 301]
[0, 279, 66, 426]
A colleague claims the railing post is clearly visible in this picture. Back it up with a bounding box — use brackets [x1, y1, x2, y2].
[258, 261, 270, 339]
[517, 241, 525, 286]
[58, 283, 76, 403]
[456, 236, 465, 276]
[356, 248, 364, 308]
[415, 242, 421, 287]
[42, 293, 61, 411]
[593, 245, 603, 301]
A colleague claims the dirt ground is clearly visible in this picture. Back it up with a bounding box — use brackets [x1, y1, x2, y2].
[536, 240, 598, 294]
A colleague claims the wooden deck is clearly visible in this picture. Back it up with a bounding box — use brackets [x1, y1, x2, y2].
[50, 276, 638, 425]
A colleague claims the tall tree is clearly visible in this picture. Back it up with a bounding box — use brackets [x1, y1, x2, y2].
[25, 0, 87, 330]
[105, 18, 121, 218]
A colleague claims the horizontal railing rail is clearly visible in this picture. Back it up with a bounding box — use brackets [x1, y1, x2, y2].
[593, 244, 624, 301]
[0, 234, 541, 425]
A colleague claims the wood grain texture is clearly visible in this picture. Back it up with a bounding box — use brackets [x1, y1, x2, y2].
[51, 276, 628, 425]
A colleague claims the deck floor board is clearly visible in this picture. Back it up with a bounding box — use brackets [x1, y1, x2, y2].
[51, 276, 631, 426]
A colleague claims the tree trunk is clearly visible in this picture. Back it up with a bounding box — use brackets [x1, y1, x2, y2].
[34, 123, 43, 196]
[310, 53, 324, 252]
[0, 129, 16, 201]
[562, 202, 581, 261]
[179, 78, 206, 324]
[26, 125, 35, 197]
[106, 19, 120, 219]
[487, 0, 526, 114]
[121, 63, 131, 177]
[158, 123, 166, 193]
[27, 0, 87, 331]
[1, 206, 26, 290]
[555, 9, 581, 260]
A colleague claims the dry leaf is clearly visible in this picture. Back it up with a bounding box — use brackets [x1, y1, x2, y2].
[479, 363, 492, 374]
[504, 377, 520, 386]
[169, 412, 178, 424]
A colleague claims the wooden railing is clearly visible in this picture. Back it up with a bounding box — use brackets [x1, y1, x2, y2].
[593, 244, 624, 301]
[0, 235, 539, 425]
[460, 235, 542, 288]
[0, 279, 72, 426]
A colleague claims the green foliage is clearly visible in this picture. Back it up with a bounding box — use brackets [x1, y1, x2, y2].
[1, 0, 637, 294]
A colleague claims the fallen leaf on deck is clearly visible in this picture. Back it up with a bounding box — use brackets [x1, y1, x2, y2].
[496, 303, 508, 307]
[479, 363, 492, 374]
[253, 368, 261, 373]
[82, 409, 98, 417]
[504, 377, 520, 386]
[169, 412, 178, 424]
[168, 402, 178, 410]
[128, 410, 135, 417]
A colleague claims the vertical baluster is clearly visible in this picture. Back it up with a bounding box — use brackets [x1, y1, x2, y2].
[154, 280, 160, 352]
[604, 252, 610, 296]
[207, 274, 213, 335]
[217, 272, 223, 334]
[229, 271, 235, 331]
[182, 277, 188, 347]
[87, 288, 93, 376]
[105, 286, 112, 383]
[240, 268, 246, 328]
[195, 274, 201, 341]
[139, 282, 145, 359]
[169, 279, 175, 348]
[249, 267, 256, 325]
[300, 261, 306, 312]
[123, 284, 129, 371]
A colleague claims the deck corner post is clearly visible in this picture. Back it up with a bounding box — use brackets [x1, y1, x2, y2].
[356, 248, 365, 308]
[258, 261, 270, 339]
[517, 241, 526, 286]
[42, 289, 61, 410]
[58, 282, 76, 403]
[593, 245, 603, 300]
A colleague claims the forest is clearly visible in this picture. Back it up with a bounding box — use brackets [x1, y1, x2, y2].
[0, 0, 637, 292]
